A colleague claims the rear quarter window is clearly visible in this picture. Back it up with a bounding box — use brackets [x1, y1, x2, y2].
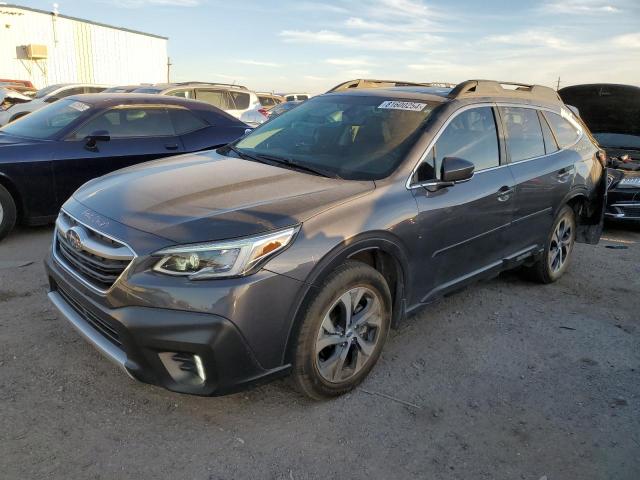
[169, 108, 208, 134]
[544, 111, 581, 148]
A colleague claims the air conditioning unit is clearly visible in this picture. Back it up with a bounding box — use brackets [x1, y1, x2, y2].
[25, 44, 48, 59]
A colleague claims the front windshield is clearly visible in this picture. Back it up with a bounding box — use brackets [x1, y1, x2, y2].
[0, 99, 90, 139]
[593, 132, 640, 150]
[233, 95, 437, 180]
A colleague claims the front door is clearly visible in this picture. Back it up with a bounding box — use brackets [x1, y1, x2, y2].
[411, 106, 516, 300]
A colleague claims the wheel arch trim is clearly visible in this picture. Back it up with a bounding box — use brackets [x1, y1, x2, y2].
[280, 231, 411, 365]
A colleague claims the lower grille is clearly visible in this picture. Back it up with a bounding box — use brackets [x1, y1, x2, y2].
[610, 202, 640, 219]
[57, 285, 122, 347]
[53, 211, 134, 292]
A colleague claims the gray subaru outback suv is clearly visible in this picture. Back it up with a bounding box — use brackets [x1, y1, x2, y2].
[45, 80, 606, 399]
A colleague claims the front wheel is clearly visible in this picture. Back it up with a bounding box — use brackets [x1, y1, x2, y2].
[524, 205, 576, 283]
[291, 261, 392, 399]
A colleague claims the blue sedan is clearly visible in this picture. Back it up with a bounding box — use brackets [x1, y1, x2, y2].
[0, 94, 249, 240]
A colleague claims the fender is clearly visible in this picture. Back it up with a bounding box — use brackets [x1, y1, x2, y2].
[280, 230, 412, 365]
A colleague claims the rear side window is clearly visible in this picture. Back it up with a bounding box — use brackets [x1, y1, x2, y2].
[195, 89, 229, 109]
[544, 111, 581, 148]
[169, 108, 208, 134]
[73, 107, 174, 138]
[166, 89, 192, 99]
[298, 95, 309, 101]
[500, 107, 545, 162]
[431, 107, 500, 176]
[259, 96, 275, 107]
[229, 91, 250, 110]
[57, 87, 86, 99]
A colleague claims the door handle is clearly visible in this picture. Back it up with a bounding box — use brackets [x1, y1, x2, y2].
[557, 166, 575, 178]
[496, 186, 514, 202]
[164, 143, 179, 150]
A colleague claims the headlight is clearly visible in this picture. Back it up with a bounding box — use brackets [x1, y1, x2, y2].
[152, 226, 299, 279]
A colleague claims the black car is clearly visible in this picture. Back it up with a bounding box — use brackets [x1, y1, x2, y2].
[559, 84, 640, 221]
[0, 94, 249, 239]
[46, 80, 605, 400]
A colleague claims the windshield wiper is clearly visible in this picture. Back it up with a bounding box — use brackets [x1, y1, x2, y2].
[224, 144, 271, 165]
[253, 153, 342, 179]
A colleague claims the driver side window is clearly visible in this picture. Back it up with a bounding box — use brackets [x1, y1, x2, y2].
[72, 107, 175, 139]
[415, 107, 500, 182]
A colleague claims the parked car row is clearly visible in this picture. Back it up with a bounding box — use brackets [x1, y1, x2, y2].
[0, 94, 249, 239]
[0, 80, 312, 129]
[29, 79, 607, 400]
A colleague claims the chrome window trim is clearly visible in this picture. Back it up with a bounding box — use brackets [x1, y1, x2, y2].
[406, 102, 584, 190]
[52, 209, 137, 296]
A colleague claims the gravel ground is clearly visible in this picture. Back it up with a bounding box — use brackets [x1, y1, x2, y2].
[1, 223, 638, 480]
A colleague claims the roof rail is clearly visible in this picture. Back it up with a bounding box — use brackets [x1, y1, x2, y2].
[448, 80, 562, 103]
[174, 81, 248, 90]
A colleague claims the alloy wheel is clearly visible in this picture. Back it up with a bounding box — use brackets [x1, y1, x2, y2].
[315, 286, 383, 383]
[549, 217, 573, 273]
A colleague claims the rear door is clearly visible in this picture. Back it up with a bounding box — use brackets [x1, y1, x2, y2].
[500, 106, 578, 252]
[411, 105, 516, 300]
[52, 105, 185, 204]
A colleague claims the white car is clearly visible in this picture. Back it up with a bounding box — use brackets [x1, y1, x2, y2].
[277, 92, 311, 102]
[0, 83, 108, 126]
[132, 82, 262, 123]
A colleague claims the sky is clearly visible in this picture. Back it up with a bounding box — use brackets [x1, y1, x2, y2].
[12, 0, 640, 93]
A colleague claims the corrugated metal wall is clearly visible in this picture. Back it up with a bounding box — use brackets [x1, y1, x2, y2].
[0, 6, 167, 88]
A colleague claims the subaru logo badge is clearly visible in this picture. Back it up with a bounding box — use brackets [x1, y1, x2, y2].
[66, 227, 84, 251]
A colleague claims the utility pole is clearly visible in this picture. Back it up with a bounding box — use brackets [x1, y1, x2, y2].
[556, 76, 561, 91]
[167, 57, 172, 83]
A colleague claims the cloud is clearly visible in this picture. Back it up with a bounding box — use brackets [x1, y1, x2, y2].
[485, 30, 574, 50]
[238, 59, 281, 67]
[280, 29, 442, 51]
[106, 0, 200, 7]
[294, 2, 349, 14]
[325, 57, 374, 67]
[539, 1, 620, 14]
[611, 32, 640, 48]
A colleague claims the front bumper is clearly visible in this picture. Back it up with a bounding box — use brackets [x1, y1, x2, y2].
[606, 189, 640, 221]
[45, 255, 291, 396]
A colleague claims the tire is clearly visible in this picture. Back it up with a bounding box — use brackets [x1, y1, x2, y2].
[0, 184, 17, 241]
[291, 261, 392, 400]
[523, 205, 576, 283]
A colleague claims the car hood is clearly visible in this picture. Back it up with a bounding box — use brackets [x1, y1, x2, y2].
[73, 150, 375, 243]
[559, 84, 640, 137]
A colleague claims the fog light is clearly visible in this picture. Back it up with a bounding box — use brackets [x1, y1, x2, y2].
[193, 354, 206, 382]
[159, 351, 206, 385]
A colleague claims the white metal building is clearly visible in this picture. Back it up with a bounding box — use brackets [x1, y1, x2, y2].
[0, 4, 168, 88]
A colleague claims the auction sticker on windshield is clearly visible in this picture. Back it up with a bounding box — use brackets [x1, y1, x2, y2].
[378, 101, 428, 111]
[69, 101, 90, 112]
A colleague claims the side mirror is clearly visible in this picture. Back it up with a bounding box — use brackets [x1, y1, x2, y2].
[441, 157, 474, 183]
[84, 130, 111, 150]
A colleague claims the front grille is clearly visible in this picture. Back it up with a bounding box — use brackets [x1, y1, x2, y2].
[54, 211, 134, 292]
[57, 284, 122, 347]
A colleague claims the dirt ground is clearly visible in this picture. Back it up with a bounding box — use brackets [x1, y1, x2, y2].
[1, 223, 638, 480]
